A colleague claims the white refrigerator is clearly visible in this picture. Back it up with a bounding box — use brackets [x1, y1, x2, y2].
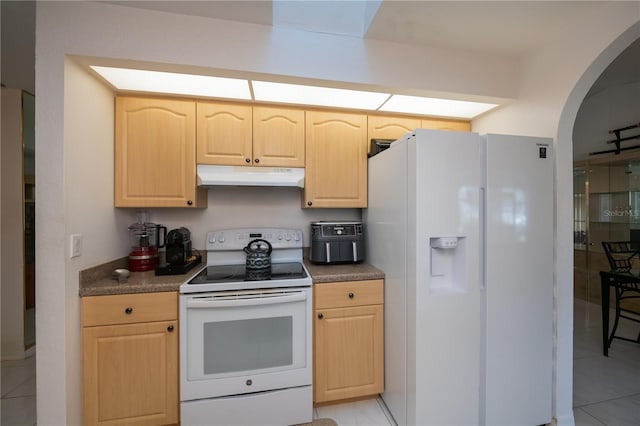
[364, 129, 553, 426]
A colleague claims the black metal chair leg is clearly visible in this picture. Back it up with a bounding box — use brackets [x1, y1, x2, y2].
[608, 289, 623, 347]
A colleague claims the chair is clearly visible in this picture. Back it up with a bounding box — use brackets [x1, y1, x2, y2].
[601, 241, 640, 348]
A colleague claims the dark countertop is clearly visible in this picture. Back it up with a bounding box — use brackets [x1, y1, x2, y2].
[78, 257, 204, 297]
[80, 256, 385, 297]
[303, 260, 384, 284]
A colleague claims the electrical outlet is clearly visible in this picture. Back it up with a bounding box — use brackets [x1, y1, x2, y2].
[70, 234, 82, 258]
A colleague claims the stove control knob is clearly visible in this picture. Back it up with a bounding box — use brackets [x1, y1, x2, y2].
[285, 234, 291, 241]
[294, 233, 300, 241]
[210, 234, 216, 243]
[278, 233, 283, 240]
[219, 233, 225, 243]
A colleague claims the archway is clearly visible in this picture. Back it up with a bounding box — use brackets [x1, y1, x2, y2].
[556, 21, 640, 426]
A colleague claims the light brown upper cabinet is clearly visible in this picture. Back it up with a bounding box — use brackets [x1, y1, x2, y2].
[367, 115, 471, 154]
[252, 106, 305, 167]
[197, 103, 305, 167]
[115, 97, 206, 208]
[421, 117, 471, 132]
[305, 111, 367, 208]
[197, 101, 253, 166]
[367, 115, 421, 152]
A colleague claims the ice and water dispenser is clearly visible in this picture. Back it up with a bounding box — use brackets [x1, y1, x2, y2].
[429, 236, 467, 293]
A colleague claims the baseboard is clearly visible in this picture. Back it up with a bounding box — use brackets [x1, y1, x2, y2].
[554, 412, 576, 426]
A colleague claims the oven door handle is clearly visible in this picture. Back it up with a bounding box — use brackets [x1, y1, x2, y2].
[186, 291, 307, 308]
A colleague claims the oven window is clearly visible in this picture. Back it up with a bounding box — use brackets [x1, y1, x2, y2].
[203, 316, 293, 374]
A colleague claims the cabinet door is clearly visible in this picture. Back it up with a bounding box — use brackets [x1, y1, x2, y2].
[115, 97, 205, 208]
[197, 102, 252, 166]
[421, 117, 471, 132]
[83, 321, 178, 426]
[367, 115, 421, 154]
[253, 106, 305, 167]
[314, 304, 384, 403]
[305, 111, 367, 208]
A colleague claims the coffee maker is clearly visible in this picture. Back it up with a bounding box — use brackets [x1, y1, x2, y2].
[166, 227, 192, 265]
[155, 227, 201, 275]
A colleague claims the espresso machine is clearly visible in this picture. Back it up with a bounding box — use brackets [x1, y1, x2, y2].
[155, 227, 201, 275]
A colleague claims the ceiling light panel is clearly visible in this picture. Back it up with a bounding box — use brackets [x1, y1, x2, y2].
[252, 81, 389, 110]
[379, 95, 499, 119]
[90, 66, 251, 100]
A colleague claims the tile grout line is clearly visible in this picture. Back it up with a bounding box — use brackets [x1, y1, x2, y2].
[574, 391, 640, 409]
[574, 406, 607, 426]
[1, 374, 37, 399]
[1, 394, 37, 401]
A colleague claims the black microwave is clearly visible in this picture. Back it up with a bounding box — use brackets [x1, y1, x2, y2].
[368, 138, 396, 157]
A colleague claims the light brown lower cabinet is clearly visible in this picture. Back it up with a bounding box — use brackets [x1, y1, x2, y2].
[313, 280, 384, 403]
[82, 292, 178, 426]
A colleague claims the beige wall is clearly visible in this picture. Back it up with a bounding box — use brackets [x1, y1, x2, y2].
[0, 1, 35, 93]
[1, 88, 26, 360]
[63, 58, 131, 414]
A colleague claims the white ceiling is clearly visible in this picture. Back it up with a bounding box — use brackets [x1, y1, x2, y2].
[106, 0, 640, 97]
[2, 1, 638, 99]
[366, 1, 605, 57]
[107, 1, 612, 58]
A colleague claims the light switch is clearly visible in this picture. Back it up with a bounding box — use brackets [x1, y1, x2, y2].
[70, 234, 82, 258]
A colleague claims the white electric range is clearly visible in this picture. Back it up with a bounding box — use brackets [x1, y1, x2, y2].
[179, 228, 313, 426]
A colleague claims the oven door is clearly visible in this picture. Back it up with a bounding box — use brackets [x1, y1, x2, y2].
[180, 287, 312, 401]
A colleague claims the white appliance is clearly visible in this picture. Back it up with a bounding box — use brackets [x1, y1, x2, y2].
[179, 228, 313, 426]
[364, 129, 553, 426]
[197, 164, 305, 187]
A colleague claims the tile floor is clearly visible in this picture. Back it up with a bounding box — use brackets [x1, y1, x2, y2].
[2, 299, 639, 425]
[315, 397, 393, 426]
[573, 298, 640, 426]
[1, 353, 36, 426]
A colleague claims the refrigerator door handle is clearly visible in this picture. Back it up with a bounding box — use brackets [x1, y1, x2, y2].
[480, 186, 486, 290]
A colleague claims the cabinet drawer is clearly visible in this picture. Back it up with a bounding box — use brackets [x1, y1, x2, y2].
[82, 292, 177, 327]
[314, 280, 383, 309]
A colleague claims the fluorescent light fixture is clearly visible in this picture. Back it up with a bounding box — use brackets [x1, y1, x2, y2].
[252, 80, 390, 110]
[89, 65, 501, 118]
[90, 66, 251, 100]
[379, 95, 499, 119]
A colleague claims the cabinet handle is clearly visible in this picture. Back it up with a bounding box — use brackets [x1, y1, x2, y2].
[318, 313, 324, 319]
[307, 201, 313, 206]
[167, 325, 174, 332]
[254, 158, 260, 164]
[187, 200, 193, 206]
[245, 158, 251, 163]
[348, 292, 354, 299]
[125, 307, 133, 314]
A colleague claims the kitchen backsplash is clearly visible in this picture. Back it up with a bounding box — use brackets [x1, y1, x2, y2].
[128, 186, 361, 249]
